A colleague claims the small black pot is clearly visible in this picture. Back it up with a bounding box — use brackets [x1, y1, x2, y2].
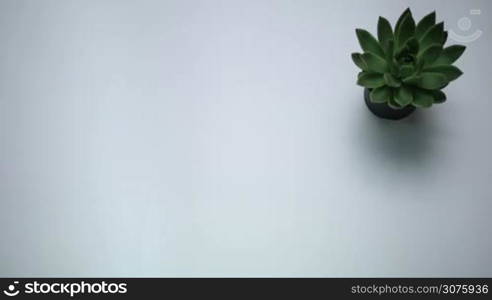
[364, 88, 415, 120]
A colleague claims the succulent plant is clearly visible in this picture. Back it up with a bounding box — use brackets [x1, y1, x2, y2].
[352, 8, 466, 108]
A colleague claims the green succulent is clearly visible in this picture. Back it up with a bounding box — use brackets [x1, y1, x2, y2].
[352, 8, 466, 108]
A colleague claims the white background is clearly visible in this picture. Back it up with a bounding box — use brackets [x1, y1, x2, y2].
[1, 0, 491, 276]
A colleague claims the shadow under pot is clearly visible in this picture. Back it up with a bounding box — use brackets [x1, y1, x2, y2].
[364, 88, 416, 120]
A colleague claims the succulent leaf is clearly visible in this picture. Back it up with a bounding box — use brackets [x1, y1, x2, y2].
[377, 17, 394, 51]
[420, 22, 444, 50]
[351, 53, 368, 71]
[396, 13, 416, 49]
[433, 45, 466, 65]
[405, 38, 419, 54]
[370, 86, 392, 103]
[394, 85, 413, 106]
[384, 73, 401, 87]
[356, 29, 385, 58]
[385, 40, 399, 74]
[388, 97, 402, 109]
[442, 31, 448, 45]
[424, 65, 463, 81]
[415, 58, 425, 73]
[415, 11, 436, 40]
[357, 73, 385, 88]
[432, 90, 447, 103]
[418, 44, 442, 66]
[402, 75, 421, 86]
[418, 72, 448, 89]
[395, 8, 412, 37]
[361, 52, 389, 73]
[412, 88, 434, 107]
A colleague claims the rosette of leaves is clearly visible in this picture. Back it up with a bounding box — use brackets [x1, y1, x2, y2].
[352, 9, 466, 108]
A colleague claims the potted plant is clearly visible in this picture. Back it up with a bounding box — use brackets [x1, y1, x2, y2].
[352, 8, 466, 120]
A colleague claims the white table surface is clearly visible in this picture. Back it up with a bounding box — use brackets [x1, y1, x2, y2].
[1, 0, 491, 277]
